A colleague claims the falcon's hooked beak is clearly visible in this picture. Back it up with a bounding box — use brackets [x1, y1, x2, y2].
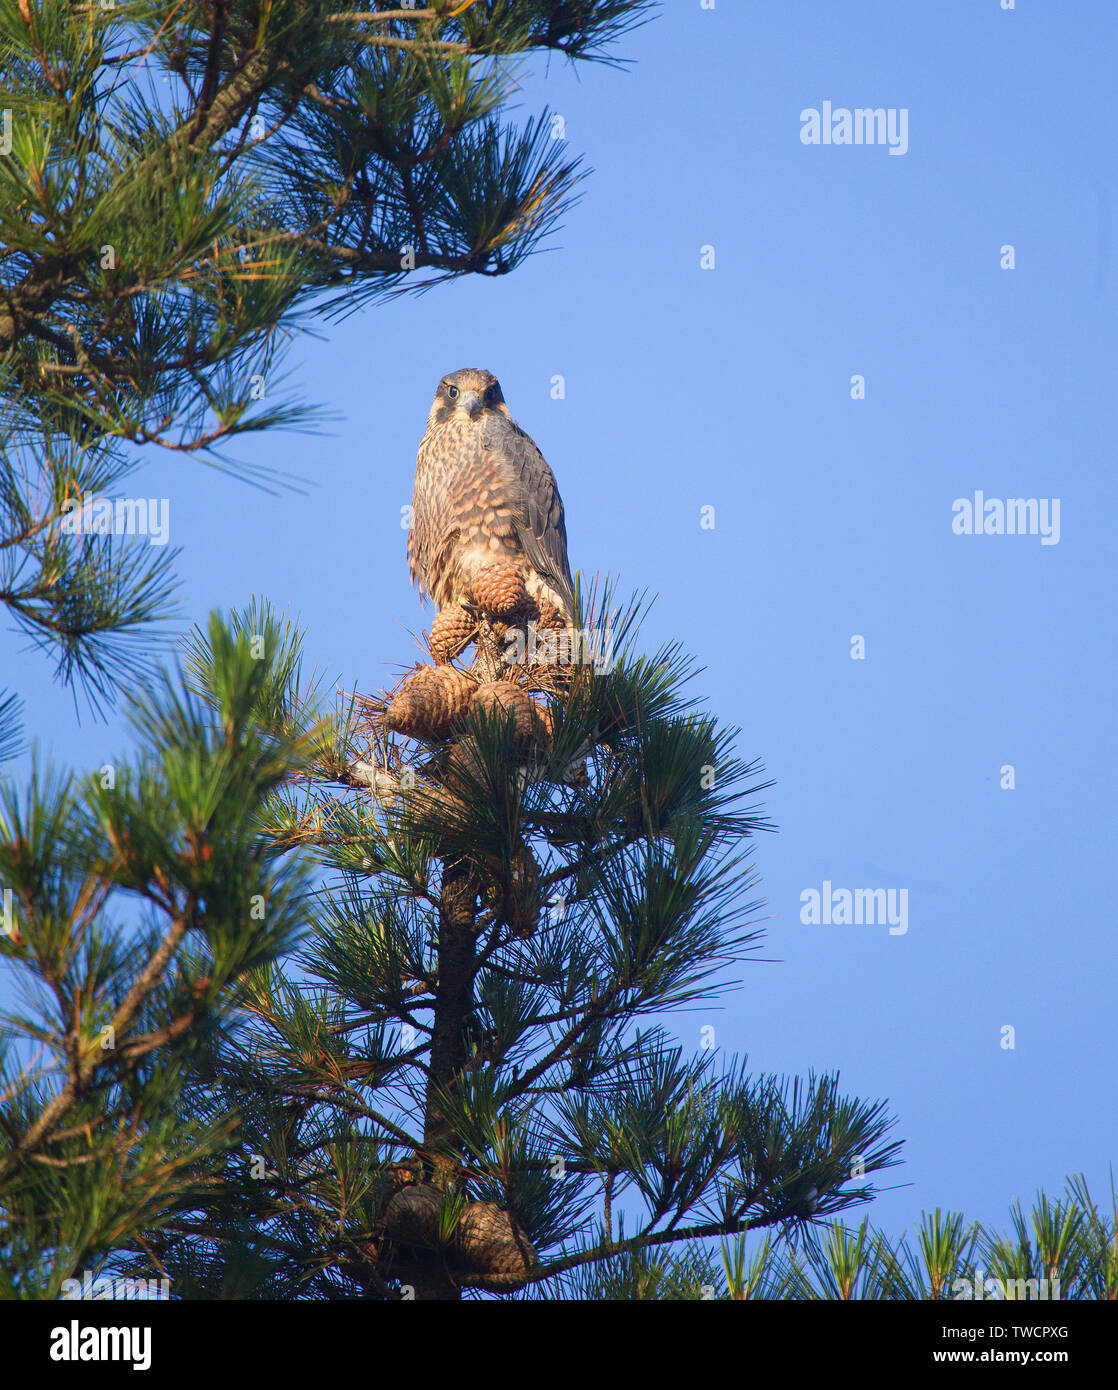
[457, 389, 484, 418]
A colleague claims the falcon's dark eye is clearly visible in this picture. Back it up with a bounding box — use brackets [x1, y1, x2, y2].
[484, 385, 498, 404]
[447, 384, 459, 399]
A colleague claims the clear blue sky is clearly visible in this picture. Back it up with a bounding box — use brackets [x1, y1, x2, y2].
[5, 0, 1116, 1242]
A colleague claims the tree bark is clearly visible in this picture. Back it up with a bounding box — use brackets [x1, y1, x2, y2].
[425, 857, 477, 1145]
[402, 856, 476, 1299]
[402, 1263, 461, 1302]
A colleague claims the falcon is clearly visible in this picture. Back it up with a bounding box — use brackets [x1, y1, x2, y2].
[408, 369, 574, 621]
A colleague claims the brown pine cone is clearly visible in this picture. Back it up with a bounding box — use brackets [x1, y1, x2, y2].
[471, 561, 528, 618]
[382, 1184, 537, 1284]
[524, 603, 575, 674]
[490, 595, 539, 646]
[431, 738, 486, 809]
[471, 680, 542, 743]
[503, 843, 542, 939]
[382, 1183, 443, 1247]
[429, 606, 476, 664]
[387, 665, 475, 742]
[536, 598, 566, 633]
[458, 1200, 538, 1279]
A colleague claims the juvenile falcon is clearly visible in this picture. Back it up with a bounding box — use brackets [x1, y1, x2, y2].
[408, 368, 574, 620]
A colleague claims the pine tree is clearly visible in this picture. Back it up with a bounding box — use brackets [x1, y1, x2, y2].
[3, 601, 1114, 1302]
[91, 593, 902, 1300]
[718, 1175, 1118, 1302]
[0, 612, 315, 1297]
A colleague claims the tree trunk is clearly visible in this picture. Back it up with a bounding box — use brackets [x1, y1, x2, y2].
[396, 858, 479, 1300]
[400, 1262, 461, 1302]
[425, 856, 478, 1146]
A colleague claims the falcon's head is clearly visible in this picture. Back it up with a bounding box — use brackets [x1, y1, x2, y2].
[427, 368, 510, 428]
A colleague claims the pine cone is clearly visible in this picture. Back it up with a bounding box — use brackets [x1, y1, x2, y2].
[537, 598, 566, 633]
[496, 598, 564, 646]
[383, 1183, 442, 1247]
[491, 595, 539, 646]
[502, 843, 541, 939]
[419, 740, 478, 818]
[458, 1200, 538, 1279]
[387, 665, 475, 742]
[471, 560, 527, 618]
[534, 622, 577, 670]
[471, 680, 542, 743]
[429, 606, 476, 664]
[382, 1184, 538, 1284]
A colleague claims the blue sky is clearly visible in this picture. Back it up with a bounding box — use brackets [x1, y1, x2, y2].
[5, 0, 1116, 1244]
